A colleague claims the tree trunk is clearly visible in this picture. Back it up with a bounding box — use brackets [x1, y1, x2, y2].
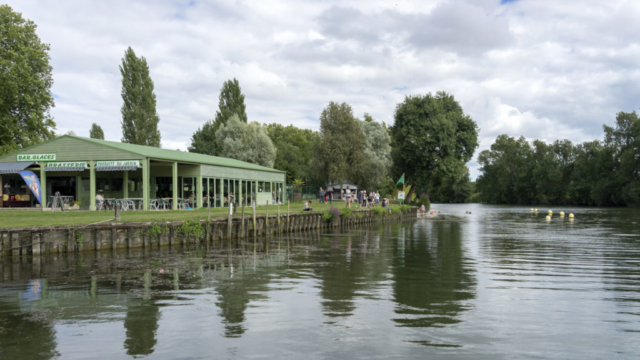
[405, 185, 416, 204]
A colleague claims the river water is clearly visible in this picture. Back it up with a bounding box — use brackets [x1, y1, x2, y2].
[1, 204, 639, 359]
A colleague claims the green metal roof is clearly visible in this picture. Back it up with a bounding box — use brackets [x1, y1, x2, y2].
[70, 136, 284, 173]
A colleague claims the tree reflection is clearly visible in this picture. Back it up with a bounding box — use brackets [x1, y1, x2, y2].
[392, 221, 476, 328]
[123, 300, 160, 356]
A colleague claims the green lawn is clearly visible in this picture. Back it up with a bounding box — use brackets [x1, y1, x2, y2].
[0, 201, 395, 229]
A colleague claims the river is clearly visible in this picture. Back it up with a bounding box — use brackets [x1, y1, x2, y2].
[0, 204, 639, 359]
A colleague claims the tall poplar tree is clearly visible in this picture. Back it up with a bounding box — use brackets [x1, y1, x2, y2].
[89, 123, 104, 139]
[189, 78, 247, 155]
[119, 47, 161, 147]
[0, 5, 56, 156]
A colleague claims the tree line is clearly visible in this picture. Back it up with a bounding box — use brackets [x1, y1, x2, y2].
[476, 111, 640, 206]
[1, 5, 480, 204]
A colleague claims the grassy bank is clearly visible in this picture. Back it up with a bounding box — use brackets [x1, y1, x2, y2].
[0, 201, 404, 229]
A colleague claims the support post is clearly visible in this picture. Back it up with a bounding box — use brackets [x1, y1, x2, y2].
[40, 163, 47, 209]
[89, 160, 96, 211]
[241, 204, 245, 238]
[172, 161, 178, 210]
[197, 175, 203, 209]
[287, 200, 290, 231]
[265, 201, 269, 232]
[123, 171, 129, 199]
[143, 158, 149, 210]
[253, 201, 257, 238]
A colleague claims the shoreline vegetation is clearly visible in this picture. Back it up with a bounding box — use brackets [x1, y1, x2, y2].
[0, 202, 412, 229]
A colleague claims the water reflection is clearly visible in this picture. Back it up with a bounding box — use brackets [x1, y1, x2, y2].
[392, 221, 475, 331]
[1, 207, 639, 358]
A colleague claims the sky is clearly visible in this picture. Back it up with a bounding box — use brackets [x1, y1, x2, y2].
[7, 0, 640, 179]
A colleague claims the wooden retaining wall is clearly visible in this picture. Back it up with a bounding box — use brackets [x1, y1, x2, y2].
[0, 208, 417, 258]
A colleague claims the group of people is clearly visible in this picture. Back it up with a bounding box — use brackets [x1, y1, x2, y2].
[355, 189, 380, 208]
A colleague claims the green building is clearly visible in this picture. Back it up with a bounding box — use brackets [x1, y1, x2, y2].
[0, 135, 285, 211]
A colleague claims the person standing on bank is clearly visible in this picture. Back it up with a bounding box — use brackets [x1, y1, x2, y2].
[345, 186, 352, 208]
[327, 188, 333, 204]
[319, 187, 325, 204]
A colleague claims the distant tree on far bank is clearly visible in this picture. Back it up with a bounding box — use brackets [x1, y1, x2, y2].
[89, 123, 104, 139]
[313, 102, 366, 194]
[476, 111, 640, 206]
[390, 92, 479, 203]
[215, 115, 276, 167]
[0, 5, 56, 156]
[120, 47, 161, 147]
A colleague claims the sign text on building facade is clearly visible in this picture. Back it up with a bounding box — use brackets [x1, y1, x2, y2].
[17, 154, 56, 162]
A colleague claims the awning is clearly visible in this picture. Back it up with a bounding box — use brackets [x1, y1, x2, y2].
[95, 165, 139, 171]
[45, 165, 86, 172]
[0, 162, 34, 174]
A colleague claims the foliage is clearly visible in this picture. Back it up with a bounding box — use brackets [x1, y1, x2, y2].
[147, 223, 163, 238]
[75, 232, 84, 247]
[373, 206, 385, 217]
[265, 123, 319, 183]
[177, 220, 205, 241]
[353, 115, 392, 189]
[313, 102, 366, 193]
[119, 46, 161, 147]
[476, 111, 640, 206]
[89, 123, 104, 139]
[429, 167, 473, 203]
[339, 207, 353, 219]
[323, 206, 340, 222]
[215, 115, 276, 167]
[0, 5, 56, 156]
[390, 92, 478, 203]
[411, 196, 431, 211]
[188, 119, 217, 155]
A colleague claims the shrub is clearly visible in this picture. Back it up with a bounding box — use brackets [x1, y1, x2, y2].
[177, 220, 205, 241]
[147, 223, 163, 238]
[323, 207, 340, 222]
[340, 207, 353, 219]
[373, 206, 385, 217]
[412, 196, 431, 211]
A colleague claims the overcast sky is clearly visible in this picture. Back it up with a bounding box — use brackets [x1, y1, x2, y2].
[8, 0, 640, 178]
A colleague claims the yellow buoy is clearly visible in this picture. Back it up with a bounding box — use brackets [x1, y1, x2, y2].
[548, 210, 553, 215]
[530, 208, 534, 211]
[546, 215, 551, 221]
[534, 209, 538, 212]
[560, 211, 565, 217]
[569, 213, 574, 218]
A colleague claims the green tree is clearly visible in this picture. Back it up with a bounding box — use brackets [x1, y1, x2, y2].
[89, 123, 104, 139]
[215, 78, 247, 125]
[354, 116, 392, 189]
[120, 47, 161, 147]
[0, 5, 56, 156]
[265, 123, 319, 183]
[215, 115, 276, 167]
[390, 92, 479, 202]
[188, 120, 217, 155]
[313, 102, 366, 194]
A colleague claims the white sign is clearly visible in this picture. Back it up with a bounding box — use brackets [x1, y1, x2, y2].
[397, 191, 405, 200]
[46, 162, 88, 169]
[17, 153, 56, 162]
[96, 160, 141, 167]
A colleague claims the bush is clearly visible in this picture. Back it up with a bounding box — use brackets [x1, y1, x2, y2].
[412, 197, 431, 211]
[323, 207, 340, 222]
[373, 206, 385, 217]
[340, 207, 353, 219]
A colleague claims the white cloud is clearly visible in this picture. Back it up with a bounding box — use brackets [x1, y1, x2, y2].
[6, 0, 640, 179]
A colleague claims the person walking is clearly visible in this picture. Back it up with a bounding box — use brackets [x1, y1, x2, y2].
[375, 191, 380, 204]
[319, 187, 325, 204]
[327, 188, 333, 204]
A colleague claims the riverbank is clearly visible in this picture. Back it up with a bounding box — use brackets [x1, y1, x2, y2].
[0, 205, 417, 257]
[0, 201, 399, 229]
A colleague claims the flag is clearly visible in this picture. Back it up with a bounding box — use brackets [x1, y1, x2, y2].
[19, 170, 42, 204]
[396, 173, 404, 186]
